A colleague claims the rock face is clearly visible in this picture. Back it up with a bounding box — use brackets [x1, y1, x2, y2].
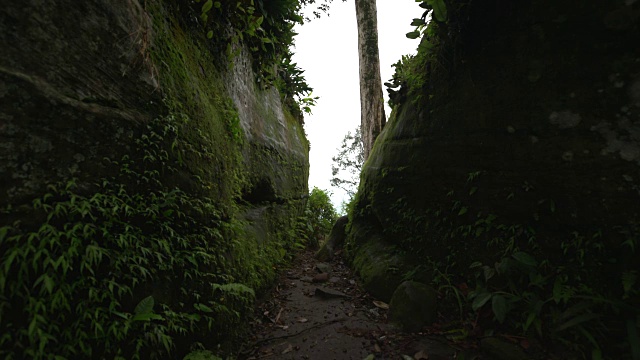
[347, 0, 639, 353]
[316, 215, 349, 261]
[389, 281, 437, 333]
[0, 0, 307, 357]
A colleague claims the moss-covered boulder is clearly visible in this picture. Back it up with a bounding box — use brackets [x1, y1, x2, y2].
[389, 281, 438, 333]
[316, 215, 349, 261]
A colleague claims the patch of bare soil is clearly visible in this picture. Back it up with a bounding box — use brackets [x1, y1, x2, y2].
[238, 249, 467, 360]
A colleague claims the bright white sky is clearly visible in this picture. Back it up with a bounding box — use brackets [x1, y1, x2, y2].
[293, 0, 422, 209]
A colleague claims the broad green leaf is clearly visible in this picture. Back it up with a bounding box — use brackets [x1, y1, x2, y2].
[411, 18, 426, 26]
[207, 31, 213, 39]
[512, 251, 537, 267]
[483, 265, 495, 281]
[406, 31, 421, 39]
[0, 226, 9, 242]
[195, 303, 214, 313]
[592, 348, 603, 360]
[458, 207, 468, 216]
[627, 319, 640, 360]
[112, 311, 129, 320]
[472, 292, 492, 311]
[3, 250, 18, 274]
[134, 295, 154, 315]
[427, 0, 447, 22]
[552, 277, 563, 304]
[132, 313, 164, 322]
[492, 295, 508, 323]
[201, 0, 213, 14]
[622, 271, 638, 296]
[523, 311, 537, 332]
[556, 313, 601, 332]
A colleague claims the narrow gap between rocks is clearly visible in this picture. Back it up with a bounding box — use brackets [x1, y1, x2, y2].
[238, 249, 467, 360]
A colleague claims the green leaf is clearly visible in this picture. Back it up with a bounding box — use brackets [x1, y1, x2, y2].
[0, 226, 9, 242]
[523, 311, 537, 332]
[512, 251, 537, 267]
[483, 265, 495, 281]
[213, 1, 221, 8]
[426, 0, 447, 22]
[112, 311, 129, 320]
[134, 295, 154, 315]
[458, 207, 468, 216]
[622, 271, 638, 297]
[3, 250, 18, 274]
[472, 292, 492, 311]
[207, 30, 214, 39]
[469, 186, 478, 195]
[628, 318, 640, 360]
[406, 31, 421, 39]
[201, 0, 213, 14]
[194, 303, 214, 313]
[492, 295, 508, 323]
[552, 277, 564, 304]
[132, 313, 164, 322]
[411, 18, 426, 26]
[556, 313, 601, 332]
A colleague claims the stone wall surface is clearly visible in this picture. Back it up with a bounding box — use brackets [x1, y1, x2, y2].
[0, 0, 308, 356]
[348, 0, 640, 302]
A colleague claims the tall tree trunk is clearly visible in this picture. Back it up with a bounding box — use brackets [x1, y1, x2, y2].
[355, 0, 386, 160]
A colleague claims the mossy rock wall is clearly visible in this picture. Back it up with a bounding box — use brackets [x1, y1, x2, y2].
[0, 0, 308, 358]
[347, 0, 639, 353]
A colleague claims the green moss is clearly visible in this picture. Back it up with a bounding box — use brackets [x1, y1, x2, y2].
[0, 0, 309, 358]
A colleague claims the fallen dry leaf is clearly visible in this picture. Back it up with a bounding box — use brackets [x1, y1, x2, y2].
[414, 350, 429, 359]
[282, 343, 293, 354]
[296, 317, 308, 323]
[372, 300, 389, 310]
[374, 344, 381, 353]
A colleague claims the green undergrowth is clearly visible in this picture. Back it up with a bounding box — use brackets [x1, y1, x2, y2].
[0, 1, 308, 358]
[350, 165, 639, 357]
[0, 115, 255, 359]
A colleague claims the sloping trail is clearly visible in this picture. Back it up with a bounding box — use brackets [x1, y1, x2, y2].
[238, 249, 461, 360]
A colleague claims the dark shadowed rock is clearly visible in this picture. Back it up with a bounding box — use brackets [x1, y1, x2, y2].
[315, 262, 332, 274]
[480, 337, 532, 360]
[389, 281, 437, 332]
[316, 215, 349, 261]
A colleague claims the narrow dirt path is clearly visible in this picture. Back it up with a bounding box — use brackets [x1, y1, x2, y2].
[238, 249, 461, 360]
